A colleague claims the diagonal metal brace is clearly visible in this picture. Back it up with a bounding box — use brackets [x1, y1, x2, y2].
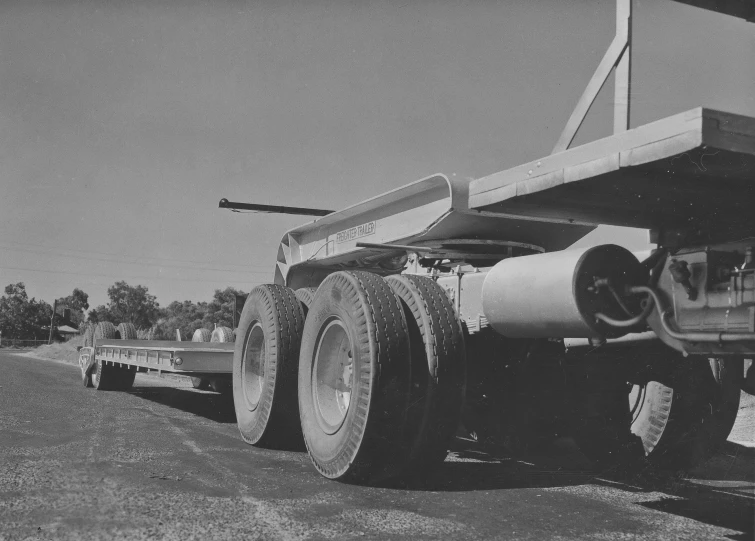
[553, 0, 632, 154]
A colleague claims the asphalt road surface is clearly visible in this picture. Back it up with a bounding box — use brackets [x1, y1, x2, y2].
[1, 351, 753, 540]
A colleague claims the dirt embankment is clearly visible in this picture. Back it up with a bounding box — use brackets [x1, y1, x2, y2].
[21, 336, 83, 365]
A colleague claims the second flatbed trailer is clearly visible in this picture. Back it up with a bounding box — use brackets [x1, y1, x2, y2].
[78, 331, 234, 392]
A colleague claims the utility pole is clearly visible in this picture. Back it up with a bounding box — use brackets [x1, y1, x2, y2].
[48, 300, 57, 345]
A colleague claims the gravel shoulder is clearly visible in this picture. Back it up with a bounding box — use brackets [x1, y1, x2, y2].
[2, 352, 753, 540]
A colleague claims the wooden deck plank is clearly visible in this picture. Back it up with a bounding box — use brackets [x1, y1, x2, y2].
[468, 108, 755, 234]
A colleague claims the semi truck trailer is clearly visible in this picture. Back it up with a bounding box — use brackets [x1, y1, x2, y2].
[79, 0, 754, 484]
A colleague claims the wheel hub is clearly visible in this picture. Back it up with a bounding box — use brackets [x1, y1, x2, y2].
[313, 319, 353, 434]
[241, 323, 265, 411]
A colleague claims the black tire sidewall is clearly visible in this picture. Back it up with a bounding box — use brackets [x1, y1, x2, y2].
[234, 290, 276, 443]
[639, 357, 743, 468]
[92, 359, 106, 390]
[295, 287, 318, 318]
[299, 284, 369, 470]
[298, 271, 411, 482]
[232, 285, 303, 446]
[385, 274, 465, 469]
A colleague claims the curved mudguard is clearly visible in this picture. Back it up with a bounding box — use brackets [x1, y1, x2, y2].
[274, 174, 594, 289]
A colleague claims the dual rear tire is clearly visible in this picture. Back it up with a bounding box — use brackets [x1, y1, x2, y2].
[233, 271, 466, 484]
[299, 272, 465, 482]
[298, 271, 413, 482]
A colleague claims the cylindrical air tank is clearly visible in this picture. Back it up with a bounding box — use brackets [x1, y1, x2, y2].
[481, 244, 643, 338]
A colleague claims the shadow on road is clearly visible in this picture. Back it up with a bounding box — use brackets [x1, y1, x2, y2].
[406, 439, 753, 539]
[124, 384, 307, 451]
[127, 386, 238, 424]
[629, 441, 755, 541]
[121, 383, 753, 538]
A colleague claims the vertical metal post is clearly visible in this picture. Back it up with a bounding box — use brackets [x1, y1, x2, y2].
[614, 0, 632, 133]
[552, 0, 633, 153]
[48, 300, 57, 345]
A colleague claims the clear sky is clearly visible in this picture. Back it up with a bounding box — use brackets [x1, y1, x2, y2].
[1, 0, 753, 311]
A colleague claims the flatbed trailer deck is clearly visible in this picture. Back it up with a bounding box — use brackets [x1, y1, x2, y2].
[469, 107, 755, 246]
[92, 340, 234, 375]
[78, 338, 234, 393]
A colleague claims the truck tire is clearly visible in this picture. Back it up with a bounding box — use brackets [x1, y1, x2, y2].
[629, 357, 742, 469]
[82, 325, 94, 347]
[212, 326, 234, 343]
[385, 274, 466, 473]
[295, 287, 318, 317]
[94, 322, 117, 341]
[233, 284, 305, 446]
[191, 329, 212, 390]
[116, 322, 137, 340]
[192, 328, 212, 342]
[573, 354, 743, 470]
[298, 271, 411, 483]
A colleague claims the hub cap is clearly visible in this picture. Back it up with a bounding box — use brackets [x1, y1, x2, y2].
[241, 323, 265, 411]
[312, 319, 353, 434]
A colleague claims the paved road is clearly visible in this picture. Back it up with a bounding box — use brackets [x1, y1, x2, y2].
[1, 352, 753, 540]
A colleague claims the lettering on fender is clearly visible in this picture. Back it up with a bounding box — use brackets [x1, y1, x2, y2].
[335, 221, 376, 244]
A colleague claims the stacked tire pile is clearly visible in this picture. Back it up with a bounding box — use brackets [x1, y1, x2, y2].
[233, 271, 466, 484]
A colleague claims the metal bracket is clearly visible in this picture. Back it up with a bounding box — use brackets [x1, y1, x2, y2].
[552, 0, 632, 154]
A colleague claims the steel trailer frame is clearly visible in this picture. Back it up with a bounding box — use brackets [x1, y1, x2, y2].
[84, 340, 234, 377]
[262, 0, 754, 291]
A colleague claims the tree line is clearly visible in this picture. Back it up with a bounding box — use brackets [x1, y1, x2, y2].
[0, 281, 246, 341]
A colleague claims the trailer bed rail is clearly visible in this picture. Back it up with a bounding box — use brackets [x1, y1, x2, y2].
[94, 340, 234, 375]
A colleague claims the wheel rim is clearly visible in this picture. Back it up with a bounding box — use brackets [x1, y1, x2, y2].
[312, 319, 353, 435]
[241, 322, 265, 411]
